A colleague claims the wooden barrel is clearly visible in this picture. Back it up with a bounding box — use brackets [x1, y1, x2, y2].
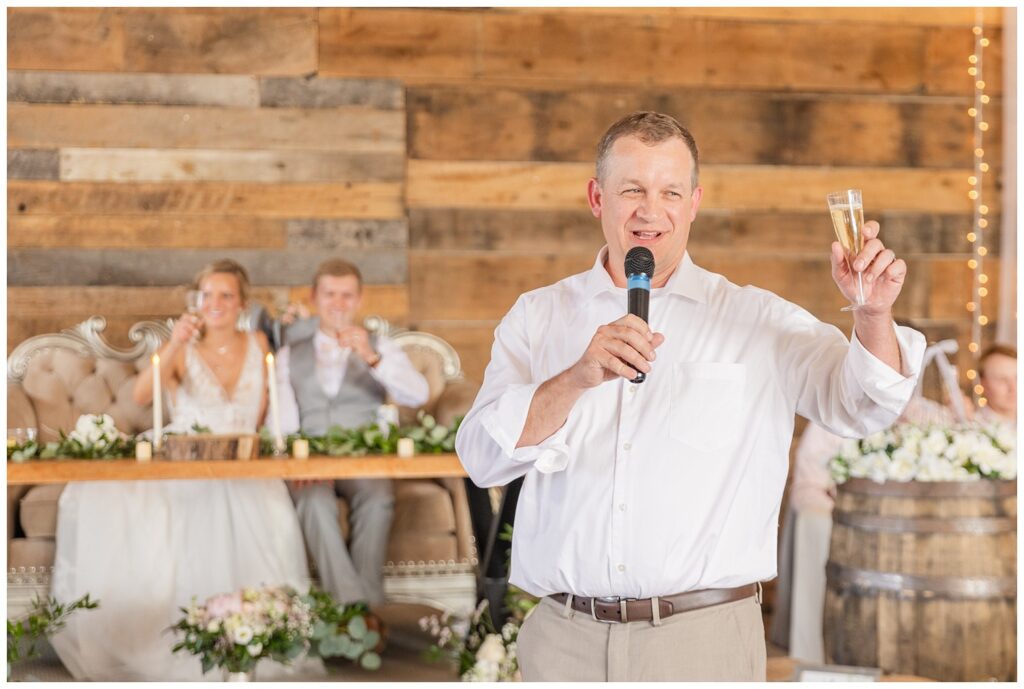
[824, 478, 1016, 681]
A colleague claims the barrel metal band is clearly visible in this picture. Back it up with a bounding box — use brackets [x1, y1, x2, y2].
[839, 477, 1017, 498]
[826, 561, 1015, 599]
[834, 511, 1016, 534]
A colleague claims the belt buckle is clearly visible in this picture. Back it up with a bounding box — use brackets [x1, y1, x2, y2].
[592, 596, 620, 623]
[592, 596, 637, 623]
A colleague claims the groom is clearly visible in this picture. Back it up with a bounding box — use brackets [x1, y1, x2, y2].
[275, 258, 430, 606]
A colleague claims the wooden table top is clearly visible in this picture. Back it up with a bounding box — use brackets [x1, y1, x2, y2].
[6, 453, 467, 484]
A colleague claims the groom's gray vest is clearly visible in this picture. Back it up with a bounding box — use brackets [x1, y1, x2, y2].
[288, 333, 386, 435]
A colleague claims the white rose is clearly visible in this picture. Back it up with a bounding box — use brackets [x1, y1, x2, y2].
[838, 439, 861, 462]
[476, 634, 506, 663]
[863, 431, 890, 452]
[232, 625, 254, 645]
[887, 455, 916, 482]
[246, 642, 263, 657]
[922, 429, 949, 456]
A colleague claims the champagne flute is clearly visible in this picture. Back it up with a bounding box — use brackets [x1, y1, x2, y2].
[185, 289, 204, 341]
[826, 189, 867, 311]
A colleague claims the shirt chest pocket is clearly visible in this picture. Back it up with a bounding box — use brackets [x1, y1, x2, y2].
[670, 362, 747, 453]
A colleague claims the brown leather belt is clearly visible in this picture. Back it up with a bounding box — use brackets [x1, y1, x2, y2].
[549, 583, 758, 623]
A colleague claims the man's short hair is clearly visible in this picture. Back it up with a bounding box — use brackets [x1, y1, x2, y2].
[979, 343, 1017, 377]
[313, 258, 363, 291]
[595, 111, 700, 190]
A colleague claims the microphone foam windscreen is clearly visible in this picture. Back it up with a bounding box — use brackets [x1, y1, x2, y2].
[624, 247, 655, 278]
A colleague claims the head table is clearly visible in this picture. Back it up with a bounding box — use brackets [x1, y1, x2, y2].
[6, 453, 467, 485]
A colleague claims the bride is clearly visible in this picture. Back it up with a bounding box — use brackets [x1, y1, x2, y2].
[50, 259, 324, 681]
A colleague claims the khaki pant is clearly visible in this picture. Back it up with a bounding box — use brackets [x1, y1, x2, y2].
[517, 594, 766, 681]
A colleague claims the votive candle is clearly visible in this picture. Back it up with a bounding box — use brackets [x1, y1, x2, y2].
[152, 354, 162, 451]
[397, 437, 415, 458]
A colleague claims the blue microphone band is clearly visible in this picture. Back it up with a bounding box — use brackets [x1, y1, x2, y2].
[627, 274, 651, 291]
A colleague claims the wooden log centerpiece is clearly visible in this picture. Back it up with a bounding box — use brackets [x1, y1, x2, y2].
[161, 433, 260, 461]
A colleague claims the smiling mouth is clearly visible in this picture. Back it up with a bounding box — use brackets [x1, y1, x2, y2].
[631, 230, 664, 241]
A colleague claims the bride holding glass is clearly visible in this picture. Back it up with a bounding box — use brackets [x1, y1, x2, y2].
[50, 259, 323, 681]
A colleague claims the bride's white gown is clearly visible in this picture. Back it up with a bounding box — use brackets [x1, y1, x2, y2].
[51, 334, 324, 681]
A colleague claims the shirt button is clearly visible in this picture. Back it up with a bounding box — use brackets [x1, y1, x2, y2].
[628, 385, 637, 394]
[623, 442, 632, 451]
[619, 503, 627, 512]
[617, 564, 626, 572]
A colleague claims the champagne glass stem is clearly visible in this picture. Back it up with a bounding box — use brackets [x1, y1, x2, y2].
[856, 270, 866, 306]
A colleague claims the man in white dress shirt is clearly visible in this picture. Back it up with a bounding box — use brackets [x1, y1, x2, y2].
[277, 258, 430, 606]
[455, 112, 926, 681]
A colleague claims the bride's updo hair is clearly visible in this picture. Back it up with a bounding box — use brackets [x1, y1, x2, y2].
[192, 259, 251, 305]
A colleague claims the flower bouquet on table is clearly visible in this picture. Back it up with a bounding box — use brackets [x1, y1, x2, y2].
[172, 585, 381, 680]
[7, 414, 135, 462]
[829, 421, 1016, 484]
[421, 586, 539, 682]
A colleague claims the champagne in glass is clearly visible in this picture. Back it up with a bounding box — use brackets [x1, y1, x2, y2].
[185, 289, 204, 341]
[826, 189, 867, 311]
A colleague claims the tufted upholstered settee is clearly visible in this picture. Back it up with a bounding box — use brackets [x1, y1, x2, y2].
[7, 316, 481, 617]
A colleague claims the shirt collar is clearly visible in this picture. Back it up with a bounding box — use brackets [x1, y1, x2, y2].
[583, 246, 709, 304]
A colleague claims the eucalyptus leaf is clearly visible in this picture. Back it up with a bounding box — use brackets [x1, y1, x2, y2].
[362, 630, 380, 649]
[360, 652, 382, 671]
[347, 615, 367, 640]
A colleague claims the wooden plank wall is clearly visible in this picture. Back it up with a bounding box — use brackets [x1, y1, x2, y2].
[8, 7, 1006, 385]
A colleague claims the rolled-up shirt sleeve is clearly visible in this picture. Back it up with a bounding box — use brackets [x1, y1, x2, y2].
[778, 302, 926, 438]
[370, 336, 430, 408]
[456, 295, 572, 488]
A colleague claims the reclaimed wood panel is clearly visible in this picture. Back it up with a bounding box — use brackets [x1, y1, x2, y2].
[9, 104, 404, 153]
[925, 27, 1004, 97]
[8, 284, 409, 320]
[285, 219, 408, 250]
[259, 77, 404, 109]
[318, 8, 479, 80]
[8, 249, 408, 287]
[9, 181, 404, 219]
[7, 215, 286, 249]
[407, 161, 973, 213]
[409, 321, 498, 384]
[119, 8, 317, 75]
[8, 8, 127, 72]
[537, 7, 1004, 27]
[408, 86, 983, 167]
[59, 148, 404, 183]
[7, 150, 59, 180]
[409, 208, 987, 257]
[7, 70, 259, 107]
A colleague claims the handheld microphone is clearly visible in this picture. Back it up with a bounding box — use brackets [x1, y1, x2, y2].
[624, 247, 655, 384]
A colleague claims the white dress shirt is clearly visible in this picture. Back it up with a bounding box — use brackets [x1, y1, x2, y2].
[276, 329, 430, 435]
[456, 248, 926, 599]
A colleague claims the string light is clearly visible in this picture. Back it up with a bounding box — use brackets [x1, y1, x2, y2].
[966, 10, 990, 407]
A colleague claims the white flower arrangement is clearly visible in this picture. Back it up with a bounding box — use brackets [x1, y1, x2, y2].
[67, 414, 120, 447]
[830, 422, 1016, 484]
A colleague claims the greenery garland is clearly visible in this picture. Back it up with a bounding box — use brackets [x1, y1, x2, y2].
[7, 413, 461, 462]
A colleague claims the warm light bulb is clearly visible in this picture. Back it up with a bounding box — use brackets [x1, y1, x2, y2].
[968, 107, 978, 116]
[966, 369, 977, 380]
[967, 232, 977, 242]
[979, 287, 989, 297]
[968, 67, 978, 76]
[968, 259, 978, 269]
[979, 204, 989, 214]
[967, 302, 977, 312]
[969, 342, 979, 353]
[976, 80, 986, 89]
[968, 175, 978, 185]
[979, 122, 989, 131]
[975, 148, 984, 157]
[978, 219, 988, 228]
[979, 274, 989, 284]
[978, 246, 988, 256]
[968, 190, 978, 199]
[979, 315, 989, 325]
[973, 26, 982, 35]
[980, 162, 990, 172]
[978, 398, 988, 407]
[969, 54, 978, 64]
[981, 95, 990, 104]
[974, 384, 985, 395]
[981, 38, 990, 47]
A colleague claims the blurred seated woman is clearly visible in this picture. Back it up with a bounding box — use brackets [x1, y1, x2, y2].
[976, 344, 1016, 426]
[50, 260, 322, 681]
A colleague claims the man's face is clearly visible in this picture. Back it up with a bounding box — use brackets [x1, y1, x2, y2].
[587, 135, 703, 287]
[312, 274, 362, 332]
[981, 353, 1016, 417]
